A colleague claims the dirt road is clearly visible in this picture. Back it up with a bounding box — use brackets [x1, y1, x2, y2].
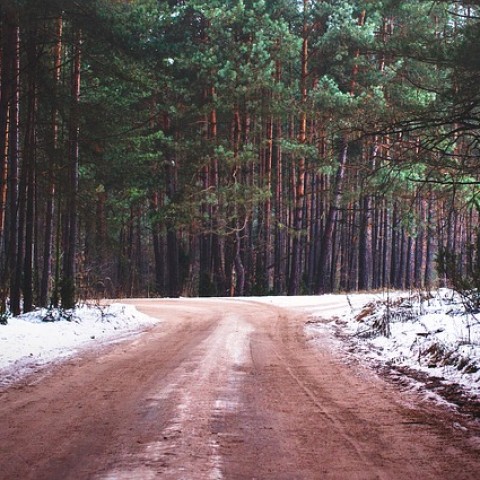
[1, 297, 480, 479]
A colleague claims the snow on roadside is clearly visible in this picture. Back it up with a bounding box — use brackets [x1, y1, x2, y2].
[304, 289, 480, 402]
[0, 303, 160, 388]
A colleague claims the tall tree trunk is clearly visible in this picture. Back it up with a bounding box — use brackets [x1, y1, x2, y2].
[358, 195, 372, 291]
[381, 202, 391, 288]
[288, 1, 308, 295]
[273, 118, 285, 294]
[61, 29, 81, 309]
[316, 139, 348, 294]
[0, 9, 15, 313]
[358, 143, 377, 291]
[150, 192, 165, 295]
[0, 14, 12, 258]
[7, 17, 20, 315]
[414, 197, 427, 288]
[306, 168, 319, 292]
[263, 115, 274, 293]
[231, 109, 245, 296]
[208, 89, 226, 295]
[40, 15, 62, 307]
[22, 18, 38, 312]
[424, 192, 437, 287]
[198, 91, 213, 296]
[390, 202, 399, 288]
[166, 226, 180, 297]
[162, 113, 180, 297]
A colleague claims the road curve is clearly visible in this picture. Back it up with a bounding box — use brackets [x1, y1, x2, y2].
[1, 297, 480, 479]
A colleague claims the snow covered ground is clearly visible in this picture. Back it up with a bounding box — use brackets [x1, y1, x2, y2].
[0, 302, 160, 388]
[1, 291, 479, 414]
[301, 289, 480, 409]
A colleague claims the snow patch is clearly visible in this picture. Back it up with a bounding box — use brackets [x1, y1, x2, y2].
[304, 289, 480, 408]
[0, 302, 160, 387]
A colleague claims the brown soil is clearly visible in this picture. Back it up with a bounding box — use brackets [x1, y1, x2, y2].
[1, 297, 480, 479]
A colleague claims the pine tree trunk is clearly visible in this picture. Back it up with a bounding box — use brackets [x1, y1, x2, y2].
[264, 116, 274, 292]
[22, 19, 38, 312]
[382, 202, 391, 288]
[165, 168, 180, 297]
[358, 143, 377, 290]
[346, 200, 359, 291]
[273, 118, 285, 294]
[424, 193, 437, 287]
[7, 18, 20, 315]
[61, 29, 81, 309]
[0, 10, 15, 303]
[40, 15, 62, 307]
[151, 192, 165, 295]
[163, 111, 180, 297]
[198, 93, 212, 296]
[306, 171, 319, 292]
[288, 6, 308, 295]
[316, 139, 348, 294]
[208, 90, 226, 295]
[390, 202, 398, 287]
[231, 109, 245, 296]
[358, 195, 372, 291]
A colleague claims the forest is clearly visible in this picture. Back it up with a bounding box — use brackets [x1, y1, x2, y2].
[0, 0, 479, 315]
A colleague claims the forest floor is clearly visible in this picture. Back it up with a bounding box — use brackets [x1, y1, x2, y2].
[1, 296, 480, 479]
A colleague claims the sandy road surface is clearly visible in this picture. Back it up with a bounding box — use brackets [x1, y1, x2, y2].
[1, 297, 480, 479]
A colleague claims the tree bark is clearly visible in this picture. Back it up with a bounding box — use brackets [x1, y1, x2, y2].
[0, 12, 13, 257]
[7, 18, 20, 315]
[316, 139, 348, 294]
[288, 1, 308, 295]
[40, 15, 62, 307]
[61, 29, 81, 309]
[22, 18, 38, 312]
